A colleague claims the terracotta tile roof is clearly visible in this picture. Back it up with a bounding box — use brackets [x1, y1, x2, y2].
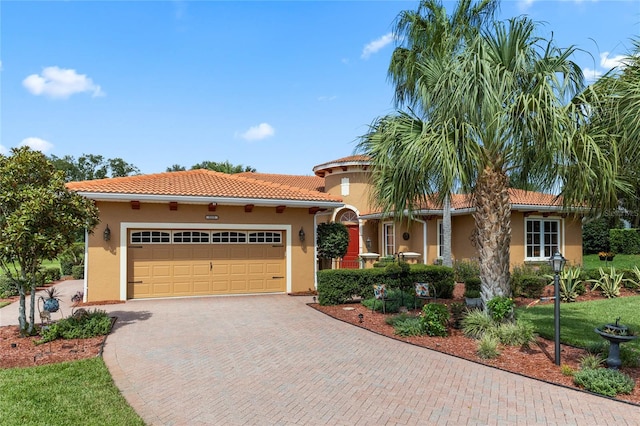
[360, 189, 564, 216]
[66, 169, 342, 203]
[312, 155, 371, 176]
[235, 172, 325, 192]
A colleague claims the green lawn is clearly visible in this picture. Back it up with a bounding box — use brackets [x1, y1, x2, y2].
[582, 253, 640, 270]
[0, 358, 145, 426]
[516, 295, 640, 351]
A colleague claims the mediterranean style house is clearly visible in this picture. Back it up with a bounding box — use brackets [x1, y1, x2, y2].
[67, 155, 583, 302]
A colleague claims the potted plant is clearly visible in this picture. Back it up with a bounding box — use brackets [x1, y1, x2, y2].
[598, 251, 615, 262]
[464, 277, 482, 308]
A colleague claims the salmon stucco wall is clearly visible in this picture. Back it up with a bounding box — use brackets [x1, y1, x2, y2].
[86, 201, 318, 301]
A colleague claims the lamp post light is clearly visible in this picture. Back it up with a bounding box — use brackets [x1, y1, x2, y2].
[549, 250, 566, 366]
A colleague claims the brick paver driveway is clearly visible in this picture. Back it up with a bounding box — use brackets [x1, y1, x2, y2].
[102, 294, 640, 425]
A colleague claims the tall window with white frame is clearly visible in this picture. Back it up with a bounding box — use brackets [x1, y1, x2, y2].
[383, 223, 395, 257]
[526, 218, 560, 260]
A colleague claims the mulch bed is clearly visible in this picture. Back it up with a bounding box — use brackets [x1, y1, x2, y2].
[311, 284, 640, 406]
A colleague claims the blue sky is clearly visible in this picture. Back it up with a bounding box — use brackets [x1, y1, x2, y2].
[1, 0, 639, 176]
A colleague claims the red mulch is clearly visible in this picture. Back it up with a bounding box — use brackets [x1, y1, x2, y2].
[311, 283, 640, 406]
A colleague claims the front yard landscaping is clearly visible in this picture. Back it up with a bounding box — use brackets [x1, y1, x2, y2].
[315, 262, 640, 406]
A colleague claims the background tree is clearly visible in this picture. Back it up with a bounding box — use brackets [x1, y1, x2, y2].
[0, 147, 100, 334]
[49, 153, 140, 182]
[190, 160, 256, 174]
[359, 3, 629, 304]
[166, 164, 187, 172]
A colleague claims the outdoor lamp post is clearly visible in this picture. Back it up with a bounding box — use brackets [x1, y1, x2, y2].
[549, 250, 566, 365]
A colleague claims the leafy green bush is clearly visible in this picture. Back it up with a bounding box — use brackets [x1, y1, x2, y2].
[0, 276, 18, 298]
[71, 265, 84, 280]
[573, 368, 635, 397]
[392, 317, 425, 337]
[463, 277, 481, 299]
[461, 309, 495, 339]
[419, 303, 449, 337]
[40, 267, 61, 284]
[39, 309, 111, 343]
[317, 264, 454, 306]
[317, 222, 349, 261]
[518, 275, 547, 299]
[582, 217, 620, 254]
[453, 259, 480, 283]
[621, 345, 640, 368]
[610, 228, 640, 254]
[59, 242, 85, 276]
[546, 267, 583, 302]
[477, 334, 500, 359]
[361, 288, 416, 313]
[486, 296, 514, 322]
[385, 312, 413, 326]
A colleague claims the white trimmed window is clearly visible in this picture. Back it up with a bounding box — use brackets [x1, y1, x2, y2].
[383, 223, 395, 257]
[248, 231, 282, 244]
[341, 177, 350, 196]
[131, 231, 171, 244]
[211, 231, 247, 243]
[173, 231, 210, 243]
[525, 218, 560, 260]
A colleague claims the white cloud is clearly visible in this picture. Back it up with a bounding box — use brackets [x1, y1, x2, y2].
[0, 145, 8, 155]
[22, 66, 104, 99]
[582, 67, 602, 82]
[600, 52, 627, 70]
[361, 33, 395, 59]
[237, 123, 275, 141]
[19, 137, 54, 153]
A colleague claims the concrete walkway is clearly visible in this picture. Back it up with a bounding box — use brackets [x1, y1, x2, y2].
[3, 282, 640, 424]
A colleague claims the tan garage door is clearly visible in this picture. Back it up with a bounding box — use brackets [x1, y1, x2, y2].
[127, 230, 286, 299]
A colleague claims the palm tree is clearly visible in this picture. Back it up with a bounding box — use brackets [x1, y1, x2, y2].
[359, 9, 627, 304]
[384, 0, 499, 269]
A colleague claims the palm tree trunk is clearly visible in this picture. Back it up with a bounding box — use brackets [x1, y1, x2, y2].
[472, 167, 511, 305]
[442, 194, 453, 268]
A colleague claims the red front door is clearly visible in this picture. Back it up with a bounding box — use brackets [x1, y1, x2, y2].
[342, 225, 360, 269]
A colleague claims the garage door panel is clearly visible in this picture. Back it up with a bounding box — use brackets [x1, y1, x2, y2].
[173, 281, 192, 294]
[128, 230, 286, 298]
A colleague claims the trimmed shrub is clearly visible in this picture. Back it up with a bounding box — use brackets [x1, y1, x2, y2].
[610, 228, 640, 254]
[573, 368, 635, 397]
[582, 217, 620, 254]
[486, 296, 515, 322]
[71, 265, 84, 280]
[518, 275, 547, 299]
[40, 266, 61, 284]
[361, 288, 416, 314]
[317, 264, 455, 306]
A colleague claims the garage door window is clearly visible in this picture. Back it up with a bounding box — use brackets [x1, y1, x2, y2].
[131, 231, 171, 243]
[212, 231, 247, 243]
[173, 231, 210, 243]
[248, 232, 282, 243]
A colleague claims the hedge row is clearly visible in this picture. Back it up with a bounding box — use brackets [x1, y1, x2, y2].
[610, 229, 640, 255]
[317, 264, 455, 306]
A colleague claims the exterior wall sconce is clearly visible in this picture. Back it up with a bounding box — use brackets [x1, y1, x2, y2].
[365, 237, 372, 252]
[299, 227, 305, 242]
[103, 224, 111, 241]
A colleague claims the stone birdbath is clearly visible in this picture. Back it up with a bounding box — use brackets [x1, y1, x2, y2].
[594, 318, 638, 369]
